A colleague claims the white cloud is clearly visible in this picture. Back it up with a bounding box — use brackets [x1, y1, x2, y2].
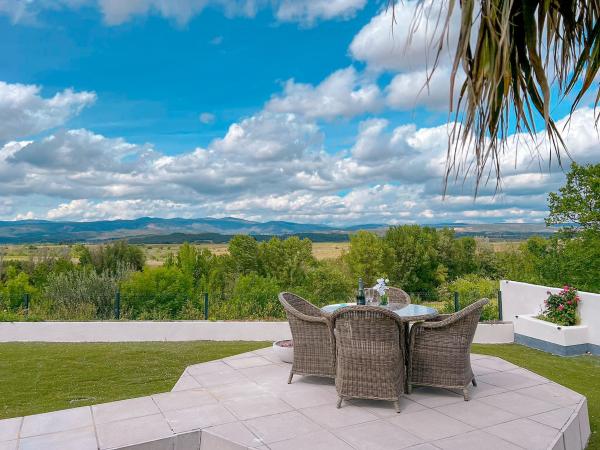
[0, 0, 365, 26]
[210, 112, 322, 161]
[275, 0, 367, 25]
[266, 67, 382, 120]
[3, 106, 597, 223]
[386, 66, 461, 111]
[46, 199, 190, 220]
[350, 1, 459, 72]
[199, 112, 216, 124]
[0, 81, 96, 142]
[10, 129, 152, 172]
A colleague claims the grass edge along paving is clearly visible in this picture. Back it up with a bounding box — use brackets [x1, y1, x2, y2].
[0, 342, 598, 448]
[0, 341, 269, 419]
[472, 343, 599, 450]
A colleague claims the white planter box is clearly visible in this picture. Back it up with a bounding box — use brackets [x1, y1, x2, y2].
[473, 322, 514, 344]
[514, 314, 589, 356]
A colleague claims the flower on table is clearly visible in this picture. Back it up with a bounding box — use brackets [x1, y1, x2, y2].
[373, 278, 389, 296]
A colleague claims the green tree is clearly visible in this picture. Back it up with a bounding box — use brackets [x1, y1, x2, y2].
[228, 235, 260, 274]
[384, 225, 444, 292]
[344, 231, 389, 285]
[78, 241, 145, 274]
[171, 243, 213, 284]
[546, 163, 600, 232]
[259, 236, 314, 287]
[436, 230, 477, 279]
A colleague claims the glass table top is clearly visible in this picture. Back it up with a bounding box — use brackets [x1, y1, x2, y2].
[321, 303, 438, 321]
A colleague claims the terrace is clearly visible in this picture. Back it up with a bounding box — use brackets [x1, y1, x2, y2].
[0, 346, 590, 450]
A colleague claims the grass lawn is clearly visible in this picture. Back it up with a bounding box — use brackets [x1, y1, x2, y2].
[473, 344, 600, 449]
[0, 341, 269, 419]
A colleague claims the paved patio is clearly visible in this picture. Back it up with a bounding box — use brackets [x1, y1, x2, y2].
[0, 347, 590, 450]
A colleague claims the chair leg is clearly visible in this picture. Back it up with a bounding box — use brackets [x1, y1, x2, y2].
[337, 396, 343, 409]
[407, 383, 412, 394]
[287, 371, 294, 384]
[394, 401, 401, 413]
[472, 377, 477, 387]
[462, 388, 470, 401]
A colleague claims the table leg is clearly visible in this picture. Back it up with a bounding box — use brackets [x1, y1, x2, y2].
[403, 322, 410, 393]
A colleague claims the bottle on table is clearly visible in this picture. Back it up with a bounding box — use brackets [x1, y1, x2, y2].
[356, 277, 366, 305]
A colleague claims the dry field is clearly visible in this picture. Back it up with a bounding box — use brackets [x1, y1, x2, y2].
[0, 242, 351, 266]
[143, 242, 349, 265]
[0, 240, 522, 267]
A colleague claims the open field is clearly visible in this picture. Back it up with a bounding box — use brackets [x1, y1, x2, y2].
[0, 240, 524, 267]
[0, 242, 352, 265]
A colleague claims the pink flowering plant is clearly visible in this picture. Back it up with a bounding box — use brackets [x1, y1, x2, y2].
[540, 285, 581, 326]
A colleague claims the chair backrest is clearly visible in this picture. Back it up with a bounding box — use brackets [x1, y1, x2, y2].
[441, 298, 489, 343]
[365, 286, 411, 306]
[331, 305, 404, 350]
[278, 292, 323, 320]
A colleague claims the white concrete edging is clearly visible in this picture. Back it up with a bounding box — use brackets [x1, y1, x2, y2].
[0, 320, 511, 344]
[473, 322, 514, 344]
[0, 320, 292, 343]
[514, 315, 588, 347]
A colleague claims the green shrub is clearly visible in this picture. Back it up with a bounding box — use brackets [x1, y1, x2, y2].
[438, 274, 499, 321]
[0, 269, 37, 310]
[293, 261, 354, 307]
[42, 268, 120, 319]
[211, 274, 281, 320]
[120, 266, 196, 319]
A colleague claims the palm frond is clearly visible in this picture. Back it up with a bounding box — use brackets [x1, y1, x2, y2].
[399, 0, 600, 191]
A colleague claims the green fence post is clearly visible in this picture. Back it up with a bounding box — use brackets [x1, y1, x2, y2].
[203, 293, 209, 320]
[497, 290, 503, 321]
[23, 293, 30, 317]
[114, 291, 121, 320]
[453, 291, 459, 312]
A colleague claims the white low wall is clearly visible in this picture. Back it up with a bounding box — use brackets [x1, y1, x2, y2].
[514, 315, 589, 347]
[473, 322, 514, 344]
[0, 320, 511, 344]
[501, 280, 600, 353]
[0, 321, 292, 343]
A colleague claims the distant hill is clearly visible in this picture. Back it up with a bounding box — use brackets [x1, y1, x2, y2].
[0, 217, 382, 244]
[0, 217, 558, 244]
[126, 232, 351, 245]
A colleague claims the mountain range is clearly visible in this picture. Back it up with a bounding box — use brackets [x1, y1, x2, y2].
[0, 217, 558, 244]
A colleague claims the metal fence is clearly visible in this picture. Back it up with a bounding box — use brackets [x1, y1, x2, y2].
[9, 289, 503, 321]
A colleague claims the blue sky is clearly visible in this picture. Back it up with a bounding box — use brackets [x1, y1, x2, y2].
[0, 0, 598, 224]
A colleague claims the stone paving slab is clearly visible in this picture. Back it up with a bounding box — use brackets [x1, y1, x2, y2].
[0, 350, 590, 450]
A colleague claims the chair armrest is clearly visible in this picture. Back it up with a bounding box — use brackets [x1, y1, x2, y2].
[413, 314, 458, 329]
[287, 309, 330, 324]
[424, 314, 452, 322]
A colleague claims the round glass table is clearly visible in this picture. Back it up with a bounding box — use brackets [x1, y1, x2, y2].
[321, 302, 438, 321]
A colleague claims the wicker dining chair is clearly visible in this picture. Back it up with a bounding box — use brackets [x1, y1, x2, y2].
[331, 306, 405, 412]
[407, 298, 489, 401]
[365, 286, 411, 308]
[278, 292, 336, 383]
